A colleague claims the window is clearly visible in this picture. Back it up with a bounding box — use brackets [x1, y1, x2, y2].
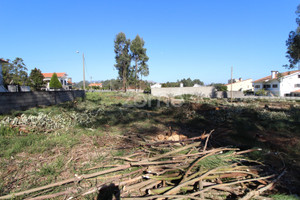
[272, 84, 278, 88]
[255, 85, 260, 89]
[298, 75, 300, 78]
[263, 84, 271, 89]
[295, 84, 300, 88]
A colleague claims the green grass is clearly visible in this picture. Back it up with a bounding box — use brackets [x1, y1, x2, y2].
[271, 194, 300, 200]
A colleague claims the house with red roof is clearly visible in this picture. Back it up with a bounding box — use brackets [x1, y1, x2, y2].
[253, 70, 300, 97]
[88, 83, 102, 88]
[42, 72, 72, 90]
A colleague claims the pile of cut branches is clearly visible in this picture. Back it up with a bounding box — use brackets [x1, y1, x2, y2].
[0, 134, 284, 200]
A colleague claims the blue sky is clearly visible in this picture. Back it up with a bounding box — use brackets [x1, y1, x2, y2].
[0, 0, 299, 84]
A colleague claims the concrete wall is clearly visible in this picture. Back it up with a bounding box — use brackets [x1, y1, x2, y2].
[151, 86, 215, 97]
[215, 91, 245, 98]
[0, 90, 85, 114]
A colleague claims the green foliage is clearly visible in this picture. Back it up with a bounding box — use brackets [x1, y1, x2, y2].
[285, 4, 300, 69]
[29, 68, 45, 91]
[144, 86, 151, 93]
[162, 78, 204, 87]
[130, 34, 149, 90]
[271, 194, 300, 200]
[255, 89, 267, 96]
[211, 83, 227, 91]
[73, 81, 90, 89]
[101, 79, 122, 90]
[114, 32, 131, 92]
[0, 125, 19, 136]
[49, 72, 62, 89]
[1, 57, 29, 86]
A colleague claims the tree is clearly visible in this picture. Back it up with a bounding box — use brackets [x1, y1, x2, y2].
[49, 73, 62, 89]
[130, 35, 149, 90]
[29, 68, 45, 91]
[1, 57, 28, 87]
[114, 32, 131, 92]
[285, 4, 300, 69]
[209, 83, 227, 91]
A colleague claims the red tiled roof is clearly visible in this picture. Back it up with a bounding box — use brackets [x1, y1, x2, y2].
[42, 72, 67, 78]
[253, 70, 300, 83]
[0, 58, 8, 63]
[89, 83, 102, 87]
[292, 89, 300, 93]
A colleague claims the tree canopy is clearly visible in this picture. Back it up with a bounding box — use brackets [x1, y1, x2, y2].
[1, 57, 29, 87]
[130, 35, 149, 90]
[285, 4, 300, 69]
[49, 73, 62, 89]
[162, 78, 204, 87]
[114, 32, 150, 92]
[114, 32, 131, 92]
[29, 68, 45, 91]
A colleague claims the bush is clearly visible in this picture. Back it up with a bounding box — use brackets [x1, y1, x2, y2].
[49, 73, 62, 89]
[144, 86, 151, 94]
[255, 89, 267, 96]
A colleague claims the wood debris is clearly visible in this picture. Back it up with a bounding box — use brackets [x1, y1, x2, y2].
[0, 134, 284, 200]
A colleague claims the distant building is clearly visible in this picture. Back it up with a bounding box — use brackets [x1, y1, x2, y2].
[42, 72, 72, 90]
[225, 78, 253, 91]
[151, 83, 162, 88]
[88, 83, 103, 88]
[0, 59, 8, 92]
[253, 70, 300, 97]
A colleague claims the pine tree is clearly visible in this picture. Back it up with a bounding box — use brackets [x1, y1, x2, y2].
[49, 73, 62, 89]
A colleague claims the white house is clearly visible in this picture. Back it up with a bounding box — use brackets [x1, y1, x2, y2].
[42, 72, 72, 90]
[151, 83, 162, 88]
[225, 78, 253, 91]
[253, 70, 300, 97]
[0, 58, 8, 92]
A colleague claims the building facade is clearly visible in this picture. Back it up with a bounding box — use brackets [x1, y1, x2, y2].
[253, 70, 300, 97]
[225, 78, 253, 91]
[42, 72, 72, 90]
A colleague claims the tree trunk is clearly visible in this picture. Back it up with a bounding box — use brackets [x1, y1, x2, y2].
[140, 73, 142, 90]
[135, 59, 138, 92]
[123, 65, 127, 92]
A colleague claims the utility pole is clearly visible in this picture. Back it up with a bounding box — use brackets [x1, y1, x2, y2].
[83, 53, 85, 90]
[231, 66, 233, 103]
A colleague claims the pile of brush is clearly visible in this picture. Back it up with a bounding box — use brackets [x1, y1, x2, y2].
[0, 133, 284, 200]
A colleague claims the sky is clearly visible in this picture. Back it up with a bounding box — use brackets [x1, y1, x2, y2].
[0, 0, 299, 84]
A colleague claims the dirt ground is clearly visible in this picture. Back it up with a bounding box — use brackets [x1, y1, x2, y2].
[1, 93, 300, 198]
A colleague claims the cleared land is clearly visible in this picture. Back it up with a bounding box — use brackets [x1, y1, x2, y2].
[0, 92, 300, 199]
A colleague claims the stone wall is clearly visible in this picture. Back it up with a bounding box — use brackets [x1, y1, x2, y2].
[0, 90, 85, 114]
[151, 86, 215, 98]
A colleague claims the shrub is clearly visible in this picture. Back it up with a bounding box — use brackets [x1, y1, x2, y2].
[143, 86, 151, 94]
[49, 73, 62, 89]
[255, 89, 267, 96]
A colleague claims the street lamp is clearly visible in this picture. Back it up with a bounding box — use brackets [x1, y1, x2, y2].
[76, 51, 85, 90]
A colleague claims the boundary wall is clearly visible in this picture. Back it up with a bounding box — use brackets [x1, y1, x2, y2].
[0, 90, 85, 114]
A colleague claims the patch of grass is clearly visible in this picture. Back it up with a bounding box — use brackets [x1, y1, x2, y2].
[0, 134, 45, 158]
[0, 125, 19, 136]
[270, 194, 300, 200]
